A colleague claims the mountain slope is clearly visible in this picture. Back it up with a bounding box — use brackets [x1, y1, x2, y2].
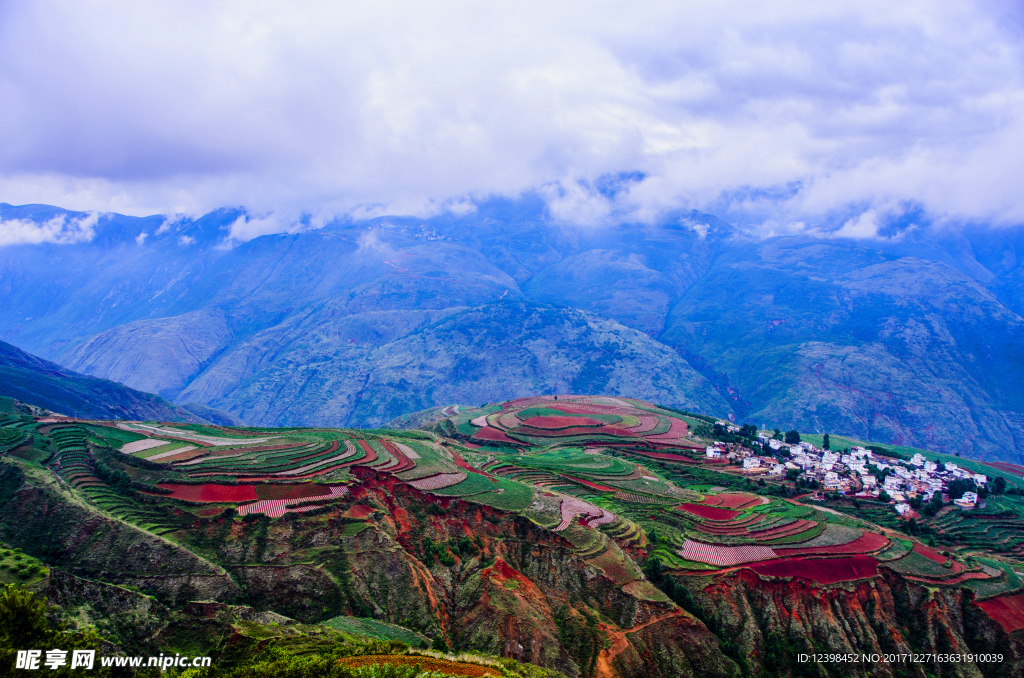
[6, 200, 1024, 459]
[176, 301, 731, 428]
[661, 241, 1024, 462]
[0, 339, 210, 422]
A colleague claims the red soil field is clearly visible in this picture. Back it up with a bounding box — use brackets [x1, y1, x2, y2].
[342, 504, 377, 519]
[677, 503, 742, 520]
[470, 427, 522, 445]
[751, 520, 816, 541]
[380, 440, 415, 473]
[157, 483, 258, 503]
[904, 570, 990, 585]
[716, 493, 761, 509]
[561, 475, 616, 492]
[451, 449, 499, 480]
[694, 525, 754, 536]
[912, 541, 949, 564]
[624, 450, 697, 462]
[776, 531, 889, 557]
[977, 593, 1024, 633]
[748, 555, 879, 583]
[983, 461, 1024, 478]
[255, 484, 332, 500]
[519, 415, 603, 429]
[595, 426, 639, 437]
[699, 495, 723, 506]
[645, 418, 689, 441]
[514, 425, 619, 437]
[335, 655, 498, 677]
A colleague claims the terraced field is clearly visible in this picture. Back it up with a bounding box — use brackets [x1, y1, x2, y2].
[446, 395, 705, 451]
[7, 394, 1024, 636]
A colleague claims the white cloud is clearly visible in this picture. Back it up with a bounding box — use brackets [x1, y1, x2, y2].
[0, 213, 99, 246]
[0, 1, 1021, 232]
[135, 230, 148, 244]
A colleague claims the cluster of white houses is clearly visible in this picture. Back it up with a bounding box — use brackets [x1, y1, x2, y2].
[707, 437, 987, 515]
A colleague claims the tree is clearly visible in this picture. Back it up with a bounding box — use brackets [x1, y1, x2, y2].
[784, 430, 801, 445]
[772, 428, 783, 441]
[947, 479, 976, 500]
[823, 434, 830, 450]
[878, 490, 891, 503]
[994, 476, 1007, 494]
[740, 423, 758, 439]
[786, 468, 801, 482]
[0, 585, 110, 677]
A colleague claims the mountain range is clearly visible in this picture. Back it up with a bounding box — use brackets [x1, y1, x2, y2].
[2, 199, 1023, 462]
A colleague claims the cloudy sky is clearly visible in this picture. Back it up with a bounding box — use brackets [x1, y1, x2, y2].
[1, 0, 1023, 237]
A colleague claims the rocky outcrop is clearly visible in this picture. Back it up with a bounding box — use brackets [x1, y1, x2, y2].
[0, 462, 240, 605]
[684, 567, 1024, 678]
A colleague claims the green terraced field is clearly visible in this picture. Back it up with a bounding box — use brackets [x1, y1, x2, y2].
[323, 616, 429, 646]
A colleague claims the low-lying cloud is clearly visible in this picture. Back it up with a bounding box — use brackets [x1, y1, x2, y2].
[0, 213, 99, 246]
[0, 0, 1021, 233]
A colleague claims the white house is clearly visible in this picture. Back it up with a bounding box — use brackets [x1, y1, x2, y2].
[743, 457, 761, 470]
[770, 463, 786, 476]
[861, 474, 878, 487]
[954, 492, 978, 509]
[924, 461, 937, 473]
[974, 473, 988, 485]
[884, 476, 903, 491]
[705, 447, 721, 459]
[910, 453, 926, 467]
[895, 503, 912, 515]
[823, 472, 841, 490]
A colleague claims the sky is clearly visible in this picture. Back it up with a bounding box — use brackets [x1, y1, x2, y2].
[1, 0, 1023, 241]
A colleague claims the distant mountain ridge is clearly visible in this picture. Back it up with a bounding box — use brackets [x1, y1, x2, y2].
[2, 200, 1024, 461]
[0, 339, 234, 424]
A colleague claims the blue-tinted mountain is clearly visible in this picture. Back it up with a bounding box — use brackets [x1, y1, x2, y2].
[0, 339, 207, 422]
[2, 200, 1023, 461]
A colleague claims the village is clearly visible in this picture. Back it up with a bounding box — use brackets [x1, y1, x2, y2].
[704, 424, 989, 517]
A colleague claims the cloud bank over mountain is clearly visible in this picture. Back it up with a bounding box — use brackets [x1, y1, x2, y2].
[0, 0, 1022, 234]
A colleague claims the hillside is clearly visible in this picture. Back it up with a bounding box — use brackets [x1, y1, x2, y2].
[4, 201, 1024, 460]
[2, 396, 1023, 677]
[0, 340, 209, 423]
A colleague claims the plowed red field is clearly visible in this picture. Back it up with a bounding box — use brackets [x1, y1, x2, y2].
[716, 493, 762, 509]
[471, 427, 522, 444]
[677, 503, 741, 520]
[520, 415, 602, 429]
[748, 555, 879, 583]
[978, 592, 1024, 632]
[255, 484, 332, 500]
[775, 531, 889, 557]
[157, 483, 258, 503]
[335, 655, 498, 677]
[983, 461, 1024, 479]
[562, 475, 616, 492]
[912, 541, 948, 564]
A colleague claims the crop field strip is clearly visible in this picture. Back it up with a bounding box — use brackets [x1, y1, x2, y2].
[19, 396, 1018, 599]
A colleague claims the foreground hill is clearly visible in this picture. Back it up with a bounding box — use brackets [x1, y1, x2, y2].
[0, 340, 208, 423]
[3, 200, 1024, 460]
[3, 395, 1024, 677]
